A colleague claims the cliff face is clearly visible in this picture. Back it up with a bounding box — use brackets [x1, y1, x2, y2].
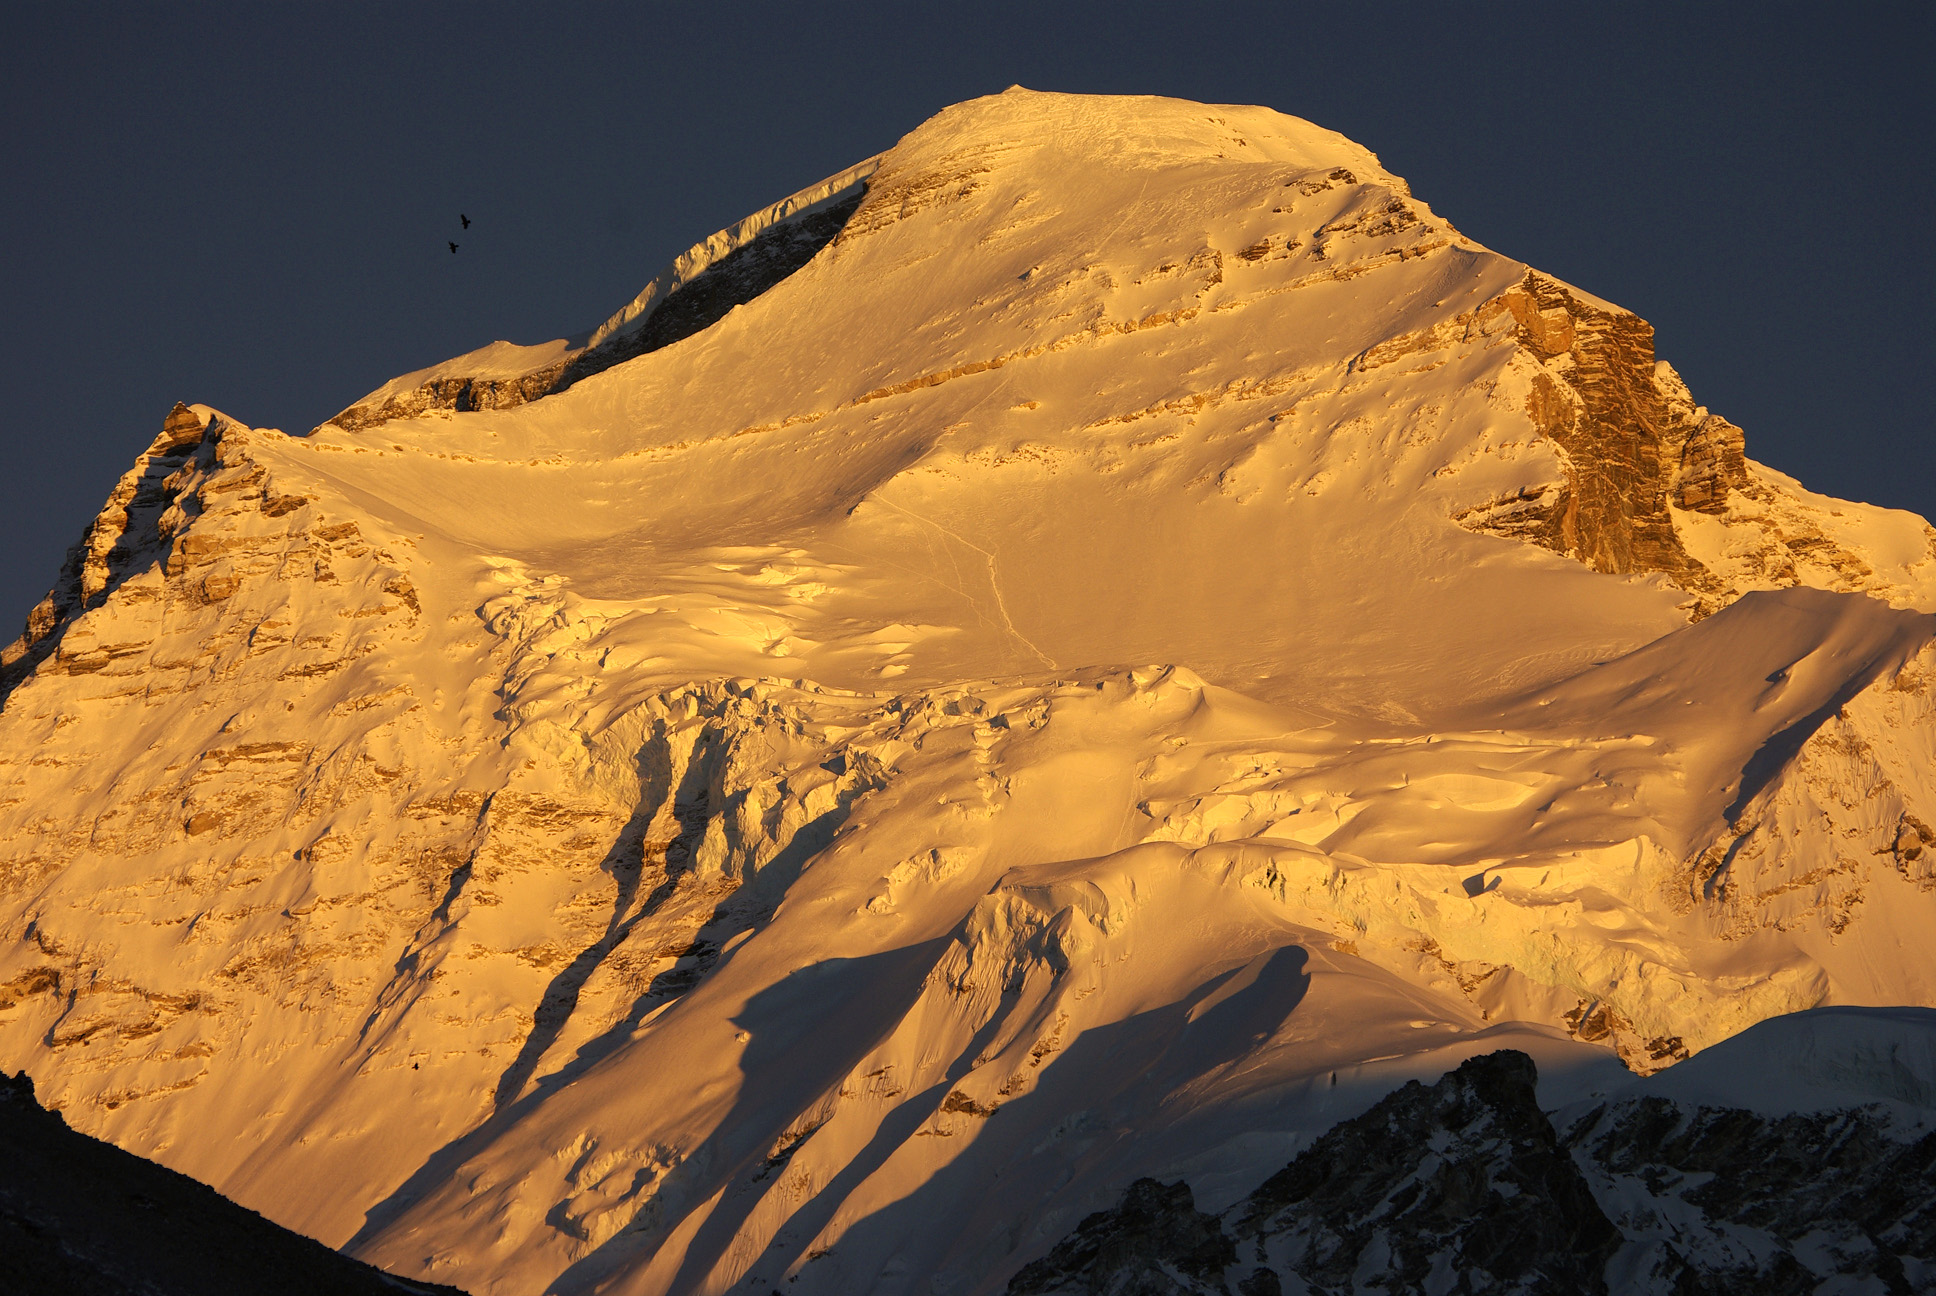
[1, 89, 1934, 1296]
[1458, 271, 1749, 602]
[2, 402, 224, 695]
[1457, 269, 1924, 621]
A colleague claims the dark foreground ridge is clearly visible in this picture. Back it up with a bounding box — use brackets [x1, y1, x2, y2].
[1009, 1050, 1936, 1295]
[0, 1070, 470, 1296]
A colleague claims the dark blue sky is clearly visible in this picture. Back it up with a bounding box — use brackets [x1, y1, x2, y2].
[3, 3, 1929, 629]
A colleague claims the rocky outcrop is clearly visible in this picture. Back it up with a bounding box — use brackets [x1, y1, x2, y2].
[0, 400, 332, 703]
[322, 359, 577, 433]
[1569, 1095, 1936, 1293]
[1654, 363, 1748, 514]
[1231, 1050, 1618, 1296]
[1457, 272, 1936, 621]
[0, 402, 398, 714]
[1012, 1051, 1617, 1295]
[547, 191, 865, 392]
[1458, 272, 1741, 592]
[0, 401, 215, 698]
[0, 1070, 468, 1296]
[1657, 356, 1936, 612]
[1005, 1178, 1236, 1296]
[1011, 1049, 1936, 1295]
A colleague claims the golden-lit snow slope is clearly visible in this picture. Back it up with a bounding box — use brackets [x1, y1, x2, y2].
[2, 89, 1935, 1296]
[282, 93, 1690, 717]
[285, 90, 1931, 717]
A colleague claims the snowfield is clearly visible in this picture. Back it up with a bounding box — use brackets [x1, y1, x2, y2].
[1, 89, 1934, 1294]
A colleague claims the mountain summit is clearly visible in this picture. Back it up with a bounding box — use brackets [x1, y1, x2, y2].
[2, 89, 1934, 1294]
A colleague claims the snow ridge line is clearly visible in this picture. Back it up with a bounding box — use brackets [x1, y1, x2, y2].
[586, 155, 886, 352]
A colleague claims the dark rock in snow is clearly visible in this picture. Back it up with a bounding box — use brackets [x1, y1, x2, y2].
[1009, 1051, 1618, 1295]
[1007, 1177, 1237, 1295]
[1567, 1095, 1936, 1294]
[1232, 1050, 1618, 1295]
[1010, 1049, 1936, 1295]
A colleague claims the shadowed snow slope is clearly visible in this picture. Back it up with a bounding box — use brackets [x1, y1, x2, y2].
[2, 89, 1935, 1295]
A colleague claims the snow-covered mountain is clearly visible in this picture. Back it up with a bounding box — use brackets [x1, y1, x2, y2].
[1, 88, 1933, 1294]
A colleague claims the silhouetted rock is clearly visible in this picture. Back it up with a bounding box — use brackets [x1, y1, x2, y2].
[0, 1069, 469, 1296]
[1008, 1177, 1237, 1295]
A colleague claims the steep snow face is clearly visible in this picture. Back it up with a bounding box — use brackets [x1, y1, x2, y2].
[1, 88, 1935, 1296]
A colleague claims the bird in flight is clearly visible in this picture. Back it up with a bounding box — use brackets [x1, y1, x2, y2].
[460, 213, 471, 229]
[448, 242, 459, 254]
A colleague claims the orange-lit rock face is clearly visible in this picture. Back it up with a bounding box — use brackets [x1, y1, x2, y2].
[1463, 272, 1747, 584]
